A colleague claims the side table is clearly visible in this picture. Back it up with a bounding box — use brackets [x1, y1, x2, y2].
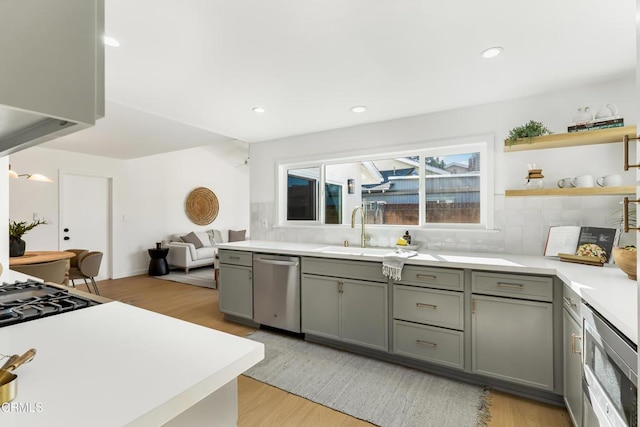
[148, 247, 170, 276]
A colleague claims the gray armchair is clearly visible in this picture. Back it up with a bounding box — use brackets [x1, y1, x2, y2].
[69, 251, 103, 295]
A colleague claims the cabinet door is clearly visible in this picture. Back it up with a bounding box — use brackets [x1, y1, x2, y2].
[342, 279, 388, 351]
[563, 309, 583, 427]
[301, 275, 340, 340]
[472, 295, 554, 390]
[219, 264, 253, 319]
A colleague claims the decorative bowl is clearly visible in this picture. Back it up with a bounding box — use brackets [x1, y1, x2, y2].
[612, 247, 637, 280]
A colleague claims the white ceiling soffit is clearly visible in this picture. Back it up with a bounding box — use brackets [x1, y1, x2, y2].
[42, 102, 235, 159]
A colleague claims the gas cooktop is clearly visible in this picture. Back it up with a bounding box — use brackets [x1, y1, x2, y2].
[0, 279, 100, 327]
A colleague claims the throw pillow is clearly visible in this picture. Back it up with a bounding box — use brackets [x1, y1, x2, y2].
[207, 229, 224, 245]
[195, 231, 211, 247]
[181, 232, 204, 249]
[229, 229, 246, 242]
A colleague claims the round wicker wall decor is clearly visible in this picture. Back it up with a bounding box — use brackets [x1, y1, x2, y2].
[185, 187, 219, 225]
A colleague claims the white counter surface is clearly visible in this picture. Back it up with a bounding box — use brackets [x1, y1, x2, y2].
[0, 301, 264, 426]
[218, 240, 638, 344]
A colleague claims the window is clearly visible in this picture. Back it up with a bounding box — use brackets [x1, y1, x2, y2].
[425, 152, 480, 224]
[279, 137, 492, 228]
[287, 167, 319, 220]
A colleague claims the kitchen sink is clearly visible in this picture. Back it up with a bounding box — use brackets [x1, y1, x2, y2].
[315, 246, 397, 257]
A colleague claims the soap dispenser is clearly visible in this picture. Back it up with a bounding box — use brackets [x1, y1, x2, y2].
[402, 231, 411, 245]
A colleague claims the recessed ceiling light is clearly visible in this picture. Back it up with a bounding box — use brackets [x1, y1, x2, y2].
[350, 106, 367, 113]
[481, 46, 503, 59]
[103, 36, 120, 47]
[252, 106, 265, 113]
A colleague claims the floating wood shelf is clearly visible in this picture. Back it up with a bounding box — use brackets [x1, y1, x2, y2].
[504, 126, 637, 152]
[505, 186, 636, 197]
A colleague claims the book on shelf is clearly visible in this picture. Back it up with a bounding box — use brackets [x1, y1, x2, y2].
[543, 226, 619, 264]
[567, 117, 624, 133]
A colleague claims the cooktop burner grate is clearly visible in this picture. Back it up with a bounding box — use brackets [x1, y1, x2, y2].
[0, 280, 100, 327]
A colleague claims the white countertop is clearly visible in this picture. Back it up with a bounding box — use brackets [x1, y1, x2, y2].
[0, 302, 264, 426]
[218, 240, 638, 344]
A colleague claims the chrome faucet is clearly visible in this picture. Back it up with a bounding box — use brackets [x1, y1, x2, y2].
[351, 205, 369, 248]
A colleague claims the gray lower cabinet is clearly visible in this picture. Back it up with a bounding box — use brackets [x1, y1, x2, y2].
[302, 273, 388, 351]
[563, 285, 583, 427]
[471, 294, 554, 390]
[218, 250, 253, 320]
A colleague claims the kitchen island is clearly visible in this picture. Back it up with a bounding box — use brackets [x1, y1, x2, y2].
[0, 269, 264, 427]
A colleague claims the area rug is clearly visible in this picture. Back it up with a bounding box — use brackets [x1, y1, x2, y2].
[244, 330, 490, 427]
[157, 266, 216, 289]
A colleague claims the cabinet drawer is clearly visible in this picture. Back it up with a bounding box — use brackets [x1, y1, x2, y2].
[471, 271, 553, 302]
[393, 320, 464, 369]
[219, 249, 252, 267]
[395, 265, 464, 291]
[563, 284, 581, 322]
[301, 257, 386, 283]
[393, 285, 463, 330]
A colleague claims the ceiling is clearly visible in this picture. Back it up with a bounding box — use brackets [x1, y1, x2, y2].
[42, 0, 636, 159]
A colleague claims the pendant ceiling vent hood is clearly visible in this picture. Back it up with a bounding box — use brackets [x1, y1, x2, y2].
[0, 0, 104, 158]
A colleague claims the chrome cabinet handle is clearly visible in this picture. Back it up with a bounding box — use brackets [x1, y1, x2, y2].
[571, 333, 582, 355]
[416, 274, 437, 282]
[497, 282, 524, 289]
[229, 256, 240, 260]
[416, 303, 437, 310]
[416, 340, 437, 348]
[563, 297, 578, 308]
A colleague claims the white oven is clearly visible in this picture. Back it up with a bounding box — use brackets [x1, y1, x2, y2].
[582, 303, 637, 427]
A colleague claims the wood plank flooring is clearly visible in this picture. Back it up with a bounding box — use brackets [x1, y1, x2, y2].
[90, 275, 572, 427]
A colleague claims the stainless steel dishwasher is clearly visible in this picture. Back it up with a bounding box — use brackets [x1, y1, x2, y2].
[252, 253, 301, 333]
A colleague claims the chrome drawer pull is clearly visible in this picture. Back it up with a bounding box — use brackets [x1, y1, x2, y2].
[416, 340, 437, 348]
[562, 297, 578, 308]
[497, 282, 524, 289]
[229, 256, 240, 260]
[416, 274, 437, 281]
[416, 303, 437, 310]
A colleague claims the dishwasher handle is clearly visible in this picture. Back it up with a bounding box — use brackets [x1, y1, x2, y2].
[254, 258, 299, 267]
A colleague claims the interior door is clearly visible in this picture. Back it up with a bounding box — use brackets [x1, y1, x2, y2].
[59, 172, 111, 281]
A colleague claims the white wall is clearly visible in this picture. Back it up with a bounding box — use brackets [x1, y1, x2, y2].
[8, 143, 249, 278]
[0, 156, 8, 268]
[250, 74, 638, 254]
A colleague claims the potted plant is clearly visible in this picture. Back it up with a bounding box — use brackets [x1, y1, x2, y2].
[9, 219, 47, 257]
[507, 120, 552, 146]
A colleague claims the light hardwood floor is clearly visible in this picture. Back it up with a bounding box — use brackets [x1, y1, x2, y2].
[89, 275, 572, 427]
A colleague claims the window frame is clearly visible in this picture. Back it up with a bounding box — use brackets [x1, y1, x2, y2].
[276, 135, 494, 230]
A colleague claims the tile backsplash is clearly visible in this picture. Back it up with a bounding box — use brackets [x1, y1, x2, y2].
[250, 194, 631, 255]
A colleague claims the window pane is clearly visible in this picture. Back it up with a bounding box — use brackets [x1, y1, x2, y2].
[287, 167, 319, 220]
[361, 157, 419, 225]
[325, 183, 342, 224]
[425, 153, 480, 224]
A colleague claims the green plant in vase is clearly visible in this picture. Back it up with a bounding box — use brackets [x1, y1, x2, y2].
[9, 219, 47, 257]
[507, 120, 552, 146]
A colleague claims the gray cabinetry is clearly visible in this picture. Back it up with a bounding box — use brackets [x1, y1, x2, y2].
[218, 249, 253, 319]
[563, 285, 583, 427]
[392, 265, 465, 369]
[471, 272, 555, 391]
[301, 257, 388, 351]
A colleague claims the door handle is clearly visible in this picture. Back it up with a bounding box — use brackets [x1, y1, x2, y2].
[63, 236, 70, 241]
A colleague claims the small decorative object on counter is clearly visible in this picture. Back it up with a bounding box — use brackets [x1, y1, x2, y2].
[402, 230, 411, 245]
[572, 107, 593, 125]
[156, 242, 162, 250]
[525, 167, 544, 189]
